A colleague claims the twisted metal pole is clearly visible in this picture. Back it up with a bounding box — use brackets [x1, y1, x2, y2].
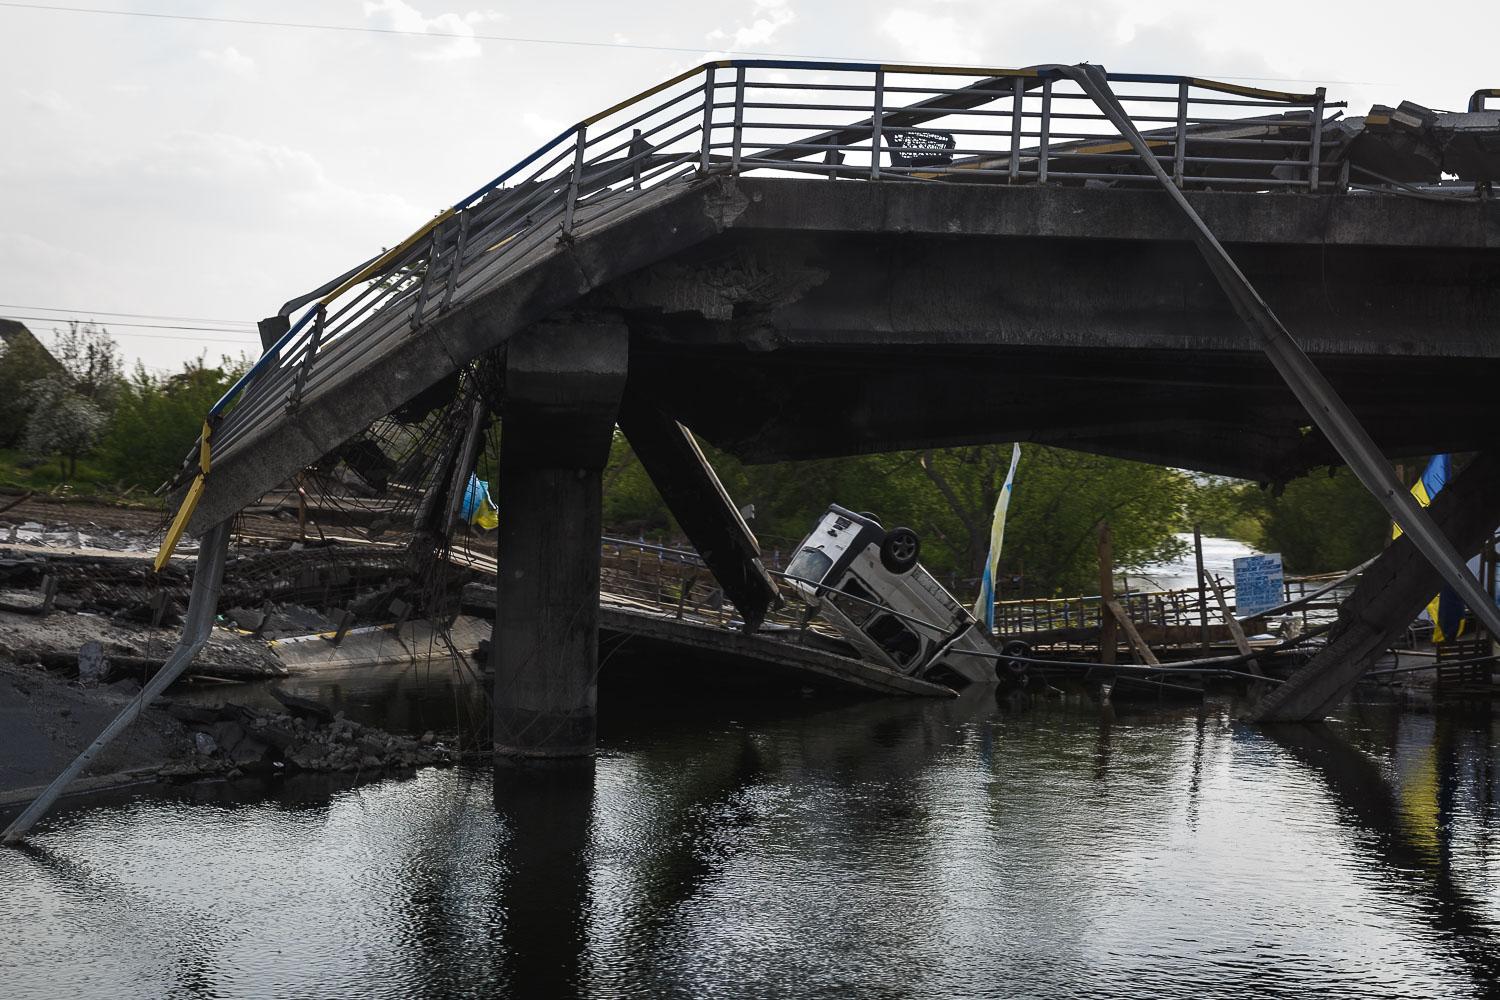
[1053, 62, 1500, 644]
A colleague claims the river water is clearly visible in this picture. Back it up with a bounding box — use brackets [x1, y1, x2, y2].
[4, 672, 1500, 1000]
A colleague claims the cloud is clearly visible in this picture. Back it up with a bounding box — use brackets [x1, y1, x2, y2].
[362, 0, 504, 61]
[20, 89, 74, 115]
[707, 0, 797, 50]
[198, 46, 256, 78]
[521, 112, 563, 138]
[878, 8, 984, 66]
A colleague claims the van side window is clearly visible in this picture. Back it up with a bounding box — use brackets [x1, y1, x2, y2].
[831, 575, 879, 625]
[865, 614, 921, 665]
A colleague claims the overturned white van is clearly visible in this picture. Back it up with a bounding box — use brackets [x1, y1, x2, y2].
[785, 505, 1003, 686]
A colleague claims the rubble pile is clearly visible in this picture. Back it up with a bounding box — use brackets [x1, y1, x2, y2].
[161, 696, 453, 780]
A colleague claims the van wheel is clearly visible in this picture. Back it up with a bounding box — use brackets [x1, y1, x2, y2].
[999, 639, 1031, 678]
[880, 527, 921, 573]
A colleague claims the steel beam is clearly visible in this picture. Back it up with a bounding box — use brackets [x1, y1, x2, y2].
[3, 520, 233, 845]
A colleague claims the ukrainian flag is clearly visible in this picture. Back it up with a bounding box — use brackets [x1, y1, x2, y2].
[973, 443, 1021, 632]
[461, 473, 500, 530]
[1394, 454, 1466, 642]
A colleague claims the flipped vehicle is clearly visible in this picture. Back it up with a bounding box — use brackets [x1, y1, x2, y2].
[785, 505, 1002, 686]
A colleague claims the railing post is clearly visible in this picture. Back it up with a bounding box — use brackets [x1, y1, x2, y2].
[1173, 80, 1189, 187]
[562, 124, 587, 235]
[730, 66, 746, 172]
[1038, 78, 1052, 183]
[699, 65, 716, 173]
[1009, 75, 1024, 183]
[285, 304, 325, 413]
[1308, 86, 1326, 193]
[439, 209, 471, 312]
[870, 68, 885, 179]
[409, 229, 441, 328]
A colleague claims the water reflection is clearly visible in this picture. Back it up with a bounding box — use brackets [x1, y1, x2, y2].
[4, 684, 1499, 999]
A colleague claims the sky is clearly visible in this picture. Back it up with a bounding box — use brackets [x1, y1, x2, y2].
[2, 0, 1497, 372]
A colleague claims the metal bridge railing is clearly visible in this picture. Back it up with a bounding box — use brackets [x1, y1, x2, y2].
[166, 60, 1347, 546]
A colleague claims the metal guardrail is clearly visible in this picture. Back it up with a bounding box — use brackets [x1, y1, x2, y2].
[182, 59, 1345, 501]
[994, 574, 1357, 651]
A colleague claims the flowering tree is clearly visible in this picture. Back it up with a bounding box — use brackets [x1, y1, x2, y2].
[24, 375, 106, 479]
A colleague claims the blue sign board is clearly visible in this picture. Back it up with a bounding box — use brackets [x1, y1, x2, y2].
[1233, 553, 1284, 617]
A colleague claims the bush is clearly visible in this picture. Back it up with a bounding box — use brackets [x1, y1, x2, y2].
[98, 359, 245, 490]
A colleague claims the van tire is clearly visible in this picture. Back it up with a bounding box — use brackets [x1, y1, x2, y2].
[879, 527, 921, 573]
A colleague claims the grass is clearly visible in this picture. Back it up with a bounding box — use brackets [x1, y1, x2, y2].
[0, 448, 150, 504]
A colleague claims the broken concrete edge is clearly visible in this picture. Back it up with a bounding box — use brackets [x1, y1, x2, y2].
[0, 766, 165, 812]
[597, 604, 957, 699]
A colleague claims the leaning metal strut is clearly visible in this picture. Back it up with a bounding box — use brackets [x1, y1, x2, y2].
[1055, 62, 1500, 647]
[3, 520, 232, 845]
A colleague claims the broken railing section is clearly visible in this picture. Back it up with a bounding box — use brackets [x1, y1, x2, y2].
[1062, 63, 1500, 701]
[1337, 92, 1500, 190]
[616, 392, 779, 630]
[3, 520, 233, 845]
[1252, 452, 1500, 723]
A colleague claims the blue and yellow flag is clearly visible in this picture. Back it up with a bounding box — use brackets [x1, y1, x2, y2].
[1394, 455, 1465, 642]
[461, 473, 499, 530]
[973, 443, 1021, 632]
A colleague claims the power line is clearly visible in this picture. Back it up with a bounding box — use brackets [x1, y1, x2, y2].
[0, 1, 840, 60]
[1, 314, 259, 342]
[0, 303, 254, 327]
[0, 2, 1377, 86]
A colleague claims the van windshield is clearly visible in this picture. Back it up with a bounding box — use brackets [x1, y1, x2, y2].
[786, 547, 834, 585]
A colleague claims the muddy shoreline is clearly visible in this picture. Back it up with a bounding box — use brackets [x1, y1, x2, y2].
[0, 494, 474, 813]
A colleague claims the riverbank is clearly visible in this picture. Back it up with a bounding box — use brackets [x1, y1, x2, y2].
[0, 658, 455, 811]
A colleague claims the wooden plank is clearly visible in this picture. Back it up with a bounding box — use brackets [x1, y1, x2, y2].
[1194, 525, 1209, 650]
[1205, 571, 1262, 677]
[1098, 521, 1117, 665]
[1104, 598, 1159, 665]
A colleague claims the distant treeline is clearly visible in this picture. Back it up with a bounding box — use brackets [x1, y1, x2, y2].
[0, 322, 1395, 593]
[602, 436, 1397, 596]
[0, 321, 247, 492]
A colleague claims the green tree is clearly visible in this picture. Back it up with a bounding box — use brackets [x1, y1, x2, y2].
[869, 445, 1190, 594]
[1259, 465, 1390, 573]
[50, 321, 123, 413]
[1182, 475, 1266, 546]
[98, 357, 246, 489]
[600, 439, 1194, 596]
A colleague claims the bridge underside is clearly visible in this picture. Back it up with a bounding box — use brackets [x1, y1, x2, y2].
[192, 177, 1500, 530]
[183, 177, 1500, 738]
[605, 187, 1500, 484]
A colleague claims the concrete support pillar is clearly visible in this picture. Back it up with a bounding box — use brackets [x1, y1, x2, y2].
[494, 317, 627, 758]
[1251, 451, 1500, 723]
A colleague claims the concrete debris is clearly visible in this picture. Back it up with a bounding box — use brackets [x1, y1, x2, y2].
[76, 641, 108, 687]
[1333, 102, 1500, 184]
[163, 700, 453, 776]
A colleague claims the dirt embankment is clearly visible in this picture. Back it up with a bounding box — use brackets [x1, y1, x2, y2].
[0, 493, 459, 810]
[1, 661, 453, 809]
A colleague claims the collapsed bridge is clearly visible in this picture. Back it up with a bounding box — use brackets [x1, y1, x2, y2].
[171, 59, 1500, 739]
[27, 61, 1500, 830]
